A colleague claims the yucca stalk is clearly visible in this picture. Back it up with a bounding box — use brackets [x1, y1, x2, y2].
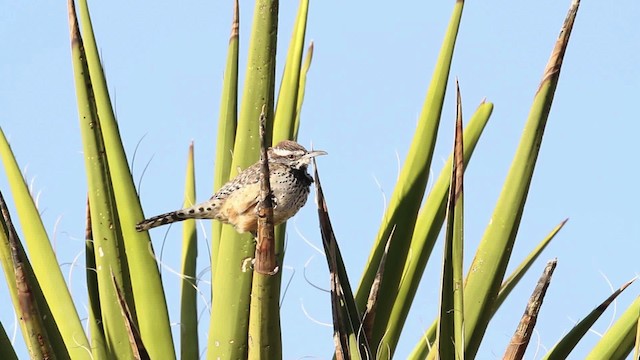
[503, 260, 557, 359]
[248, 110, 281, 359]
[207, 0, 278, 357]
[208, 0, 311, 357]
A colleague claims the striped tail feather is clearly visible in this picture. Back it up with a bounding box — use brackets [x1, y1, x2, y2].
[136, 210, 186, 231]
[136, 201, 219, 232]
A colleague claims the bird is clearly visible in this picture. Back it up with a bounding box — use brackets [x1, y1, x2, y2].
[136, 140, 327, 234]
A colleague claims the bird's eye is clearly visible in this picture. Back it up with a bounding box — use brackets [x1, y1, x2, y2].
[288, 154, 296, 159]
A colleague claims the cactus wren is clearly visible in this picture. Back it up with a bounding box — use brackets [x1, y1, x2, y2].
[135, 140, 327, 234]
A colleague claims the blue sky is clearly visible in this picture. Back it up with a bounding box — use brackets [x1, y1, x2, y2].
[1, 0, 639, 358]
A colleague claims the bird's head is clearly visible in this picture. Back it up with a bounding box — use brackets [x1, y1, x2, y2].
[269, 140, 327, 170]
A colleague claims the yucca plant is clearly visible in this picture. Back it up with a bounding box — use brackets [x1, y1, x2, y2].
[1, 0, 638, 359]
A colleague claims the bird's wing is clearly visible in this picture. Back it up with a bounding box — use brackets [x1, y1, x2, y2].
[212, 163, 262, 226]
[232, 181, 261, 215]
[211, 163, 261, 201]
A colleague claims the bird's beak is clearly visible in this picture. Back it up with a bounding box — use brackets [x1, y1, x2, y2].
[304, 150, 328, 159]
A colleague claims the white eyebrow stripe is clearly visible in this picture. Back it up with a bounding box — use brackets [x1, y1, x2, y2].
[273, 148, 303, 156]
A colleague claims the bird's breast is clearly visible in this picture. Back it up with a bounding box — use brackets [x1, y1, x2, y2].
[269, 169, 312, 223]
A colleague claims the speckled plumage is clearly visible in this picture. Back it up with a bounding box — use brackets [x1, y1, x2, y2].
[135, 140, 326, 234]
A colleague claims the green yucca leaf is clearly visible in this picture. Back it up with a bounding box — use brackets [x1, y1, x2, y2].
[293, 42, 314, 140]
[384, 101, 492, 354]
[410, 219, 568, 358]
[0, 127, 86, 359]
[0, 223, 30, 358]
[0, 321, 18, 360]
[363, 237, 391, 356]
[272, 0, 309, 144]
[356, 1, 465, 356]
[0, 194, 54, 359]
[110, 271, 150, 359]
[586, 293, 639, 359]
[0, 228, 23, 353]
[634, 313, 640, 360]
[180, 143, 199, 360]
[495, 219, 568, 310]
[272, 0, 314, 310]
[212, 0, 240, 272]
[435, 83, 466, 360]
[463, 2, 580, 357]
[314, 163, 370, 360]
[208, 0, 279, 357]
[74, 0, 175, 356]
[542, 278, 634, 359]
[248, 271, 282, 360]
[69, 2, 133, 357]
[0, 207, 21, 337]
[84, 201, 108, 359]
[588, 310, 638, 360]
[451, 90, 466, 360]
[272, 0, 311, 303]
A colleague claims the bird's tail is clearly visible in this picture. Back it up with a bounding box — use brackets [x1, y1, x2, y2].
[136, 202, 218, 231]
[135, 211, 185, 231]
